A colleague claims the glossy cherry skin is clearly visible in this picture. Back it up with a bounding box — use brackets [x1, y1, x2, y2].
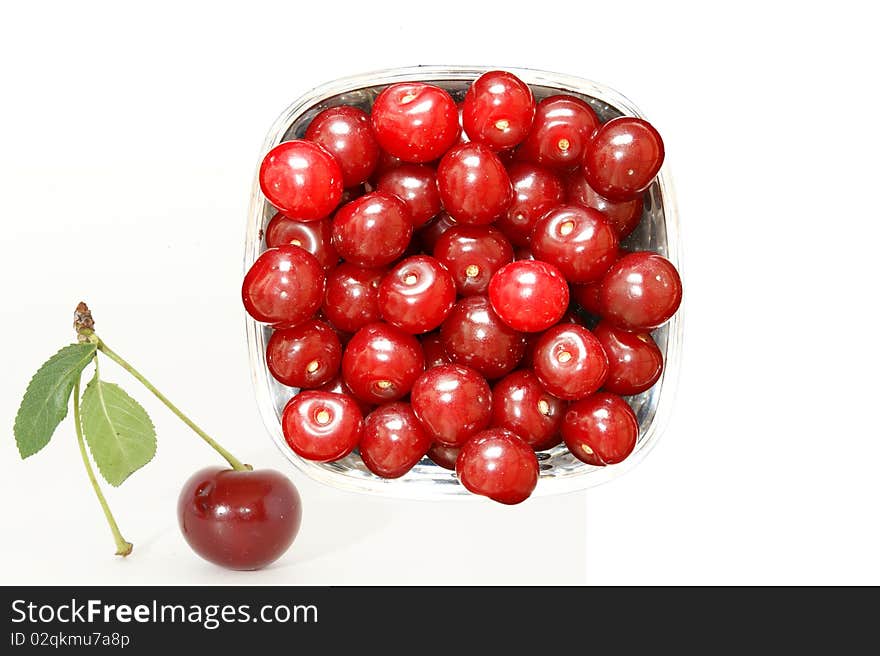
[266, 319, 341, 389]
[304, 105, 379, 187]
[532, 323, 609, 400]
[518, 96, 599, 170]
[241, 246, 324, 326]
[488, 260, 569, 332]
[490, 370, 565, 450]
[331, 192, 413, 268]
[433, 225, 514, 296]
[282, 390, 363, 461]
[456, 428, 539, 505]
[265, 213, 339, 270]
[321, 262, 384, 333]
[531, 205, 619, 284]
[593, 321, 663, 396]
[495, 162, 565, 247]
[342, 322, 425, 404]
[316, 374, 373, 416]
[178, 467, 301, 571]
[374, 164, 441, 228]
[562, 393, 638, 465]
[410, 364, 492, 446]
[599, 252, 682, 330]
[462, 70, 535, 150]
[440, 296, 526, 379]
[378, 255, 456, 334]
[584, 117, 664, 202]
[415, 211, 458, 252]
[259, 140, 343, 220]
[371, 82, 459, 163]
[565, 171, 644, 238]
[427, 442, 460, 470]
[437, 143, 513, 225]
[360, 403, 432, 478]
[420, 332, 451, 368]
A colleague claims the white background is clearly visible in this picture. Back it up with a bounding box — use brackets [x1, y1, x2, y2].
[1, 1, 877, 585]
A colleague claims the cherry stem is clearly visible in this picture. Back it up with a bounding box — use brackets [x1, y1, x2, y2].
[74, 376, 133, 557]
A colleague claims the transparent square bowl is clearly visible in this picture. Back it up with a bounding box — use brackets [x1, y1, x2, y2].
[245, 66, 682, 499]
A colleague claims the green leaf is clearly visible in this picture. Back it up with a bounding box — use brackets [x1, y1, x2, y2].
[14, 343, 97, 458]
[80, 375, 156, 487]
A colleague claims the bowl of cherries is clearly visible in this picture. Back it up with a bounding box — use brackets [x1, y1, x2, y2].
[242, 66, 682, 504]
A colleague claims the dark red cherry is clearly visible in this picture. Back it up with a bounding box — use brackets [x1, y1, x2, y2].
[342, 322, 425, 403]
[495, 162, 565, 247]
[427, 443, 460, 470]
[514, 247, 535, 261]
[491, 370, 564, 450]
[531, 205, 619, 283]
[437, 143, 513, 225]
[488, 260, 569, 332]
[562, 393, 638, 465]
[517, 96, 599, 170]
[265, 213, 339, 270]
[462, 70, 535, 151]
[281, 390, 363, 462]
[266, 319, 341, 389]
[593, 321, 663, 396]
[242, 246, 324, 326]
[371, 82, 459, 163]
[420, 332, 451, 368]
[415, 211, 458, 252]
[374, 164, 441, 228]
[599, 252, 682, 329]
[331, 192, 413, 268]
[378, 255, 456, 334]
[565, 171, 644, 238]
[584, 117, 664, 202]
[304, 105, 379, 187]
[321, 262, 384, 333]
[259, 140, 343, 220]
[440, 296, 526, 379]
[433, 225, 514, 296]
[410, 364, 492, 447]
[532, 323, 608, 400]
[372, 149, 405, 181]
[456, 428, 538, 505]
[571, 281, 603, 316]
[360, 403, 432, 478]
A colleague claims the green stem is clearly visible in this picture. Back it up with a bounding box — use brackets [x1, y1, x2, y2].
[74, 377, 133, 557]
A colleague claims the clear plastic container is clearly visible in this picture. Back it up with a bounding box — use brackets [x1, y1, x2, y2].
[244, 66, 682, 499]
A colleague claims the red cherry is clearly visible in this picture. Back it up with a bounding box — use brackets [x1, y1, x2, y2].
[462, 70, 535, 150]
[583, 117, 664, 202]
[517, 95, 599, 169]
[282, 390, 363, 461]
[371, 82, 459, 163]
[490, 370, 565, 450]
[360, 403, 432, 478]
[456, 428, 538, 505]
[378, 255, 456, 334]
[374, 164, 441, 228]
[565, 171, 644, 238]
[342, 323, 424, 403]
[427, 442, 460, 470]
[304, 105, 379, 187]
[562, 393, 638, 465]
[316, 374, 373, 416]
[488, 260, 569, 332]
[415, 211, 458, 252]
[265, 213, 339, 270]
[410, 364, 492, 446]
[321, 262, 384, 333]
[593, 321, 664, 396]
[531, 205, 619, 283]
[259, 140, 343, 220]
[433, 225, 514, 296]
[437, 143, 513, 225]
[242, 246, 324, 326]
[331, 192, 413, 268]
[371, 149, 405, 180]
[495, 162, 565, 247]
[420, 332, 451, 369]
[266, 319, 341, 389]
[178, 467, 301, 570]
[532, 323, 608, 400]
[571, 281, 603, 316]
[599, 252, 682, 329]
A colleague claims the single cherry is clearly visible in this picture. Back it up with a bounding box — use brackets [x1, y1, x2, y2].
[242, 246, 324, 326]
[265, 213, 339, 270]
[427, 443, 461, 470]
[583, 117, 664, 202]
[331, 192, 413, 268]
[433, 225, 514, 296]
[360, 403, 432, 478]
[259, 140, 343, 220]
[415, 211, 458, 252]
[488, 260, 569, 332]
[565, 171, 644, 238]
[517, 95, 599, 169]
[562, 393, 638, 465]
[304, 105, 379, 187]
[342, 323, 425, 403]
[490, 370, 564, 450]
[378, 255, 456, 334]
[266, 319, 341, 389]
[531, 205, 619, 283]
[420, 332, 451, 368]
[593, 321, 664, 396]
[456, 428, 539, 505]
[321, 262, 384, 333]
[462, 70, 535, 150]
[281, 390, 363, 461]
[371, 82, 459, 162]
[410, 364, 492, 446]
[375, 164, 441, 228]
[437, 143, 513, 225]
[495, 162, 565, 247]
[532, 323, 609, 400]
[599, 252, 682, 330]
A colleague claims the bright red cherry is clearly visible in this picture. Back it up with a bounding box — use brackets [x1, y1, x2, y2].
[178, 467, 301, 570]
[456, 428, 539, 505]
[599, 252, 682, 329]
[304, 106, 379, 187]
[488, 260, 569, 332]
[427, 443, 460, 470]
[374, 164, 441, 228]
[242, 246, 324, 326]
[371, 82, 459, 163]
[265, 213, 339, 270]
[378, 255, 456, 334]
[490, 370, 564, 450]
[532, 323, 609, 400]
[583, 117, 664, 202]
[420, 332, 451, 368]
[593, 321, 664, 396]
[440, 296, 525, 379]
[266, 319, 341, 389]
[437, 143, 513, 225]
[415, 211, 458, 252]
[410, 364, 492, 446]
[342, 323, 425, 404]
[433, 225, 514, 296]
[562, 393, 638, 465]
[331, 192, 413, 268]
[259, 140, 343, 220]
[531, 205, 619, 283]
[495, 162, 565, 247]
[360, 403, 432, 478]
[565, 171, 644, 238]
[462, 70, 535, 150]
[517, 96, 599, 169]
[281, 390, 363, 461]
[321, 262, 384, 333]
